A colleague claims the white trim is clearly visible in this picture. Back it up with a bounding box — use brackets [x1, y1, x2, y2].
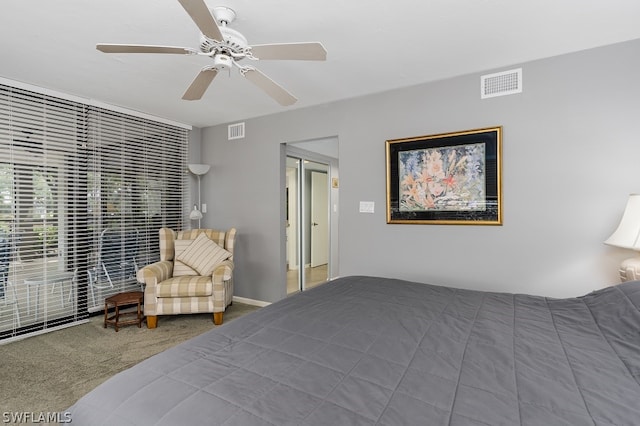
[232, 296, 271, 307]
[0, 76, 89, 105]
[0, 76, 192, 130]
[88, 99, 192, 130]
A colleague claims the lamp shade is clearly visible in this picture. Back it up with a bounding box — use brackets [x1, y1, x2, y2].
[605, 194, 640, 250]
[188, 164, 210, 176]
[189, 205, 203, 220]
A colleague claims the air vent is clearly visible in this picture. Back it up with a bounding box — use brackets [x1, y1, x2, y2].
[481, 68, 522, 99]
[228, 122, 245, 140]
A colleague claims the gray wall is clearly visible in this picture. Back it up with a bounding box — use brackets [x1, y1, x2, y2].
[199, 39, 640, 303]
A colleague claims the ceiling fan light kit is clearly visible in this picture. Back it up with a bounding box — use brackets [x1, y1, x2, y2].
[96, 0, 327, 106]
[213, 54, 232, 71]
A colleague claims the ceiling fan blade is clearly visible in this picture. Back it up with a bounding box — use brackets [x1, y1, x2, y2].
[177, 0, 223, 41]
[250, 42, 327, 61]
[96, 44, 197, 54]
[182, 68, 218, 100]
[242, 68, 297, 106]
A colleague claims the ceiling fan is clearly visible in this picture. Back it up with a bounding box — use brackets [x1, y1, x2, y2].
[96, 0, 327, 106]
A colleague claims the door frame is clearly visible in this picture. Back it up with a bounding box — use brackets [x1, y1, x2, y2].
[310, 170, 329, 268]
[284, 143, 339, 293]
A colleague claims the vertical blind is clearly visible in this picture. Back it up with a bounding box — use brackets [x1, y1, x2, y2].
[0, 83, 187, 340]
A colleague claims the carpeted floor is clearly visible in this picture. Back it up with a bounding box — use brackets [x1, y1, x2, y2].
[0, 303, 260, 416]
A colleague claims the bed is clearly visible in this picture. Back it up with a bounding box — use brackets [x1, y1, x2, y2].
[67, 275, 640, 425]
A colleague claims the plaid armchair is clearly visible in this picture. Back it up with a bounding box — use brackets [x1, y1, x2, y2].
[137, 227, 236, 328]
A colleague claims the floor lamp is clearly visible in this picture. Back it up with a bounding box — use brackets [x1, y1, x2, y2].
[188, 163, 210, 229]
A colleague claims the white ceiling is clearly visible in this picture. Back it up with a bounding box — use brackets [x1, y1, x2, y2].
[2, 1, 640, 128]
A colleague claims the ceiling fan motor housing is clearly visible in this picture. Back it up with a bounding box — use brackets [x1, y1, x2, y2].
[199, 26, 249, 58]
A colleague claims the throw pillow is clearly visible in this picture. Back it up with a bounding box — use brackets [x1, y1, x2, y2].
[177, 232, 232, 276]
[172, 240, 198, 276]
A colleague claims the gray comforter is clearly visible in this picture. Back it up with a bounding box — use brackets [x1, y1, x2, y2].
[67, 275, 640, 425]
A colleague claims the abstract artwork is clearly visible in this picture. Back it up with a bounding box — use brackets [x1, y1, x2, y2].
[386, 127, 502, 224]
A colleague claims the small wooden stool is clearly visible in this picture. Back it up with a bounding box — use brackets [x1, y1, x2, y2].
[104, 291, 144, 332]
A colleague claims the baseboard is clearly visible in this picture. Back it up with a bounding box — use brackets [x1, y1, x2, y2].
[232, 296, 271, 307]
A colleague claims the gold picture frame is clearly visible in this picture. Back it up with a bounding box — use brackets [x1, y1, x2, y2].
[386, 126, 502, 225]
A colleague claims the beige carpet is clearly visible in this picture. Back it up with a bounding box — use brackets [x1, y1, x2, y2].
[0, 303, 260, 416]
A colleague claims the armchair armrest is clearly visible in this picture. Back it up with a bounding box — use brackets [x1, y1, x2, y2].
[212, 259, 234, 282]
[137, 260, 173, 287]
[211, 259, 234, 313]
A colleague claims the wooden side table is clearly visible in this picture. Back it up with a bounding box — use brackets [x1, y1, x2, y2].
[104, 291, 144, 332]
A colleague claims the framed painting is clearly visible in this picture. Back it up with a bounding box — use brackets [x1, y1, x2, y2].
[386, 126, 502, 225]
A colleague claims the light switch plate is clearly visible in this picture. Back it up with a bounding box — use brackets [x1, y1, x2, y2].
[359, 201, 375, 213]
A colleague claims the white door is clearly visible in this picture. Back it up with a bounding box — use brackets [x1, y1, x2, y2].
[310, 171, 328, 267]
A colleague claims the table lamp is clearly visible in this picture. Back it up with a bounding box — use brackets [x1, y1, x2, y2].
[605, 194, 640, 281]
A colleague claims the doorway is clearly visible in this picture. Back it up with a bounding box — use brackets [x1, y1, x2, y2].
[285, 140, 338, 294]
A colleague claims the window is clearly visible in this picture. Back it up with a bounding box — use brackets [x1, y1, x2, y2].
[0, 83, 188, 340]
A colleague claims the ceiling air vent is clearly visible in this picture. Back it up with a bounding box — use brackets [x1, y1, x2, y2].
[228, 122, 245, 140]
[481, 68, 522, 99]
